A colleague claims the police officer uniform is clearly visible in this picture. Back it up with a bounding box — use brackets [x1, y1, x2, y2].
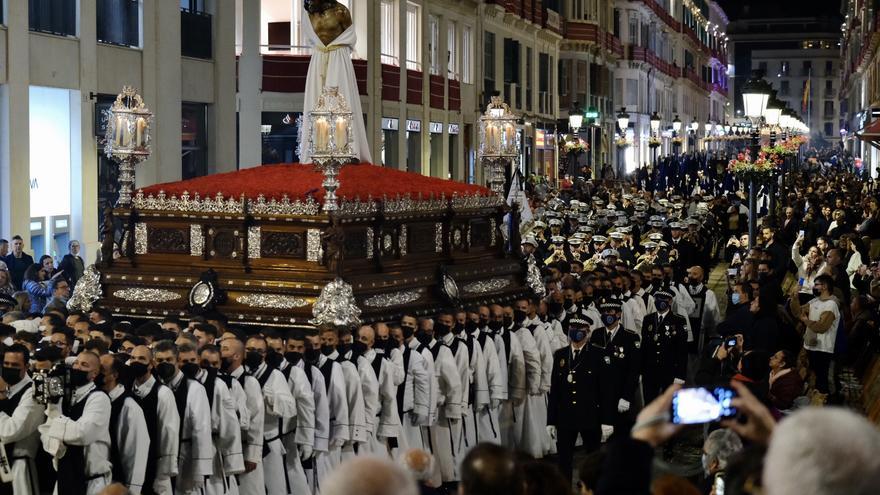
[640, 289, 688, 403]
[591, 299, 641, 432]
[546, 318, 602, 482]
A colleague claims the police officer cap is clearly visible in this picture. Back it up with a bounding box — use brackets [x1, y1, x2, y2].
[601, 248, 620, 258]
[654, 289, 675, 300]
[592, 235, 608, 243]
[648, 232, 664, 241]
[533, 220, 547, 229]
[521, 235, 538, 247]
[568, 317, 592, 328]
[578, 225, 594, 234]
[669, 222, 685, 230]
[568, 238, 583, 246]
[551, 235, 565, 244]
[644, 241, 658, 250]
[609, 232, 625, 240]
[549, 219, 563, 227]
[599, 298, 623, 312]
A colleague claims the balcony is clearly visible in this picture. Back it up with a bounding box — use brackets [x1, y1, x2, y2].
[181, 8, 212, 59]
[29, 0, 76, 37]
[97, 0, 139, 48]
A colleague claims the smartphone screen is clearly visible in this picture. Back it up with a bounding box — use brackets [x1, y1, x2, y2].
[727, 268, 737, 277]
[798, 230, 805, 237]
[798, 277, 805, 286]
[671, 386, 738, 425]
[725, 337, 737, 348]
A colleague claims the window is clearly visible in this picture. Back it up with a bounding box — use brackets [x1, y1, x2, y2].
[824, 122, 833, 137]
[406, 2, 422, 71]
[447, 22, 458, 80]
[503, 38, 520, 85]
[180, 0, 204, 10]
[802, 60, 812, 76]
[484, 31, 495, 104]
[825, 60, 833, 76]
[824, 100, 834, 117]
[613, 8, 621, 37]
[97, 0, 140, 48]
[780, 61, 789, 76]
[780, 80, 790, 96]
[380, 0, 398, 66]
[526, 47, 533, 111]
[559, 60, 569, 96]
[29, 0, 77, 37]
[182, 103, 208, 180]
[428, 15, 439, 75]
[758, 62, 767, 76]
[626, 78, 638, 106]
[462, 26, 473, 83]
[628, 15, 637, 45]
[181, 5, 212, 59]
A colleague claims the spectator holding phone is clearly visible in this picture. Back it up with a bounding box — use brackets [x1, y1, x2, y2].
[789, 275, 840, 399]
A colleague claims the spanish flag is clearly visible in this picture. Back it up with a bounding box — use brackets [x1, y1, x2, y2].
[802, 71, 810, 114]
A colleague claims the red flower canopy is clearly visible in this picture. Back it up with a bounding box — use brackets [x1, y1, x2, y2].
[142, 163, 492, 202]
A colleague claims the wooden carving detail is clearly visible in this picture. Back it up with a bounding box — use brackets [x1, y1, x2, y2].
[322, 216, 345, 276]
[343, 229, 368, 259]
[407, 223, 436, 254]
[147, 228, 189, 254]
[261, 231, 305, 258]
[469, 219, 490, 247]
[211, 230, 237, 257]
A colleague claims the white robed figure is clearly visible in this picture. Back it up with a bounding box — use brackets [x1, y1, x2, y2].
[299, 4, 372, 164]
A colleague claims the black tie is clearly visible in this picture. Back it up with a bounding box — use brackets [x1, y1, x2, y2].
[573, 349, 580, 362]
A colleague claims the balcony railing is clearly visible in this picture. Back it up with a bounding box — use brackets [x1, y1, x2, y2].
[181, 8, 212, 59]
[29, 0, 77, 37]
[97, 0, 139, 48]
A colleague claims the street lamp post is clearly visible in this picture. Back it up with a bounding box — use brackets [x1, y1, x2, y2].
[617, 107, 630, 178]
[569, 101, 584, 179]
[764, 92, 784, 225]
[672, 114, 682, 156]
[586, 106, 600, 175]
[741, 70, 772, 249]
[650, 111, 661, 169]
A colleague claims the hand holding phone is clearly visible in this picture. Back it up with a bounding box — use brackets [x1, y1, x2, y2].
[671, 386, 738, 425]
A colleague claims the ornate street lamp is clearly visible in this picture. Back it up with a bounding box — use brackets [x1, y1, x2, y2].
[569, 102, 584, 133]
[479, 95, 519, 196]
[650, 112, 661, 133]
[616, 107, 630, 133]
[740, 70, 772, 247]
[672, 115, 682, 133]
[308, 87, 356, 212]
[104, 86, 153, 206]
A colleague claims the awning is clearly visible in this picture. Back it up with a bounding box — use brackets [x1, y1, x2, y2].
[857, 119, 880, 150]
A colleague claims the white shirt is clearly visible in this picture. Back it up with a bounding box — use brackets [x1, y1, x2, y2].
[107, 384, 150, 494]
[804, 297, 840, 354]
[131, 375, 180, 485]
[42, 382, 112, 479]
[166, 371, 212, 491]
[228, 365, 265, 464]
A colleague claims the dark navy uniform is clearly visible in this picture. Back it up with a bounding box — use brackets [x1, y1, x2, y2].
[592, 326, 641, 430]
[640, 311, 688, 403]
[547, 344, 602, 481]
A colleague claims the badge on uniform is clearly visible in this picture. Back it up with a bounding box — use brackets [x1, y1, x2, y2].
[567, 373, 574, 383]
[634, 340, 641, 349]
[560, 358, 566, 367]
[604, 356, 611, 364]
[654, 334, 659, 341]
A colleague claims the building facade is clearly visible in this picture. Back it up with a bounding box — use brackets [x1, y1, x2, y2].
[840, 0, 880, 173]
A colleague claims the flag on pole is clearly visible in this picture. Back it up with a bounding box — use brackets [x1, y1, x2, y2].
[802, 70, 811, 115]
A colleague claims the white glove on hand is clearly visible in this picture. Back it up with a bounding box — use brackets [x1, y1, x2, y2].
[600, 424, 614, 443]
[673, 378, 686, 385]
[299, 445, 313, 461]
[411, 414, 426, 426]
[546, 425, 557, 440]
[617, 399, 630, 413]
[329, 438, 345, 450]
[490, 399, 501, 410]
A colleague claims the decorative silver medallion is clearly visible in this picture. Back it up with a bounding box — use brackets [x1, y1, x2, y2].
[113, 288, 181, 303]
[236, 294, 309, 309]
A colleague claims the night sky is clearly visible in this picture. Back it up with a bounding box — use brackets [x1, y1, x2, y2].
[717, 0, 843, 21]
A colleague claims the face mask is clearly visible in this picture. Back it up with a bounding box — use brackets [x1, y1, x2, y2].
[220, 356, 234, 372]
[128, 361, 149, 380]
[320, 345, 335, 356]
[730, 293, 741, 305]
[513, 310, 527, 325]
[156, 362, 177, 383]
[68, 367, 91, 388]
[502, 316, 513, 328]
[434, 323, 452, 337]
[757, 273, 768, 283]
[93, 372, 105, 390]
[351, 341, 368, 356]
[415, 332, 432, 346]
[284, 351, 302, 365]
[568, 328, 587, 342]
[1, 366, 21, 385]
[688, 278, 700, 287]
[304, 348, 321, 363]
[548, 302, 563, 314]
[601, 313, 619, 327]
[813, 288, 822, 297]
[244, 351, 263, 369]
[597, 288, 612, 299]
[200, 359, 215, 370]
[401, 325, 416, 340]
[265, 350, 284, 368]
[110, 339, 122, 353]
[337, 342, 353, 356]
[478, 318, 488, 328]
[563, 297, 574, 308]
[453, 322, 464, 334]
[465, 320, 478, 332]
[655, 300, 670, 313]
[487, 320, 503, 332]
[181, 362, 201, 380]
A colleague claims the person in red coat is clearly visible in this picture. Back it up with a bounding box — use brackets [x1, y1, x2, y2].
[768, 350, 804, 411]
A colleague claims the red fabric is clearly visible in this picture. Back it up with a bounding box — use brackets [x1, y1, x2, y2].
[141, 163, 492, 202]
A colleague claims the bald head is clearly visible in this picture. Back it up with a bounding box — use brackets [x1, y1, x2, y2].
[358, 325, 375, 349]
[401, 448, 434, 482]
[460, 443, 518, 495]
[687, 266, 705, 284]
[321, 456, 418, 495]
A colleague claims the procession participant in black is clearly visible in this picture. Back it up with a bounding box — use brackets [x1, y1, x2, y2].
[546, 318, 603, 482]
[640, 289, 688, 403]
[0, 344, 44, 495]
[591, 298, 641, 432]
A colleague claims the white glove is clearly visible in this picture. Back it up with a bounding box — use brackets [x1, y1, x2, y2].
[299, 445, 313, 461]
[490, 398, 501, 409]
[410, 414, 426, 426]
[600, 424, 614, 443]
[617, 399, 630, 413]
[329, 437, 345, 449]
[673, 378, 686, 385]
[546, 425, 557, 440]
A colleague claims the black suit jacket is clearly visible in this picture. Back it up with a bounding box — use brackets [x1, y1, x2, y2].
[592, 327, 641, 415]
[548, 345, 602, 428]
[640, 312, 688, 383]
